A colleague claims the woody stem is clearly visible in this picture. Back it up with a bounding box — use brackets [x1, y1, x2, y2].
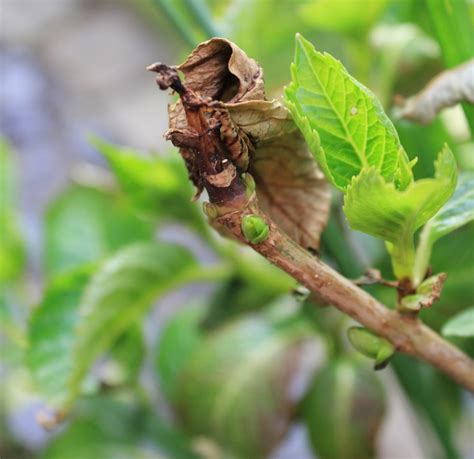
[215, 196, 474, 392]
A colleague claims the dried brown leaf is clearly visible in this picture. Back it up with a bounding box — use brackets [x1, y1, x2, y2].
[400, 59, 474, 124]
[167, 38, 330, 249]
[229, 101, 330, 249]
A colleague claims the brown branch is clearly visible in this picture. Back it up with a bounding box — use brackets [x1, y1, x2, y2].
[215, 195, 474, 393]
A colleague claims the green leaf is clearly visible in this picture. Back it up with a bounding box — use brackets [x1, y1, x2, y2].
[284, 34, 413, 191]
[413, 172, 474, 285]
[92, 138, 206, 234]
[344, 145, 457, 279]
[175, 314, 317, 459]
[28, 266, 95, 408]
[424, 172, 474, 241]
[42, 396, 198, 459]
[0, 139, 25, 283]
[103, 324, 146, 387]
[304, 358, 386, 459]
[0, 289, 27, 364]
[68, 242, 224, 409]
[442, 308, 474, 338]
[200, 274, 282, 330]
[155, 306, 205, 402]
[45, 185, 153, 277]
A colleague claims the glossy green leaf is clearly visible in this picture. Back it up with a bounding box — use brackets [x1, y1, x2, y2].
[68, 242, 220, 409]
[304, 358, 386, 459]
[93, 138, 207, 234]
[344, 145, 457, 279]
[42, 396, 198, 459]
[175, 314, 317, 459]
[413, 173, 474, 285]
[285, 34, 413, 191]
[442, 308, 474, 338]
[45, 185, 153, 277]
[0, 139, 25, 283]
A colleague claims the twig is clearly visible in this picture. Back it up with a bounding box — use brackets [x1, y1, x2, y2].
[151, 63, 474, 393]
[215, 195, 474, 392]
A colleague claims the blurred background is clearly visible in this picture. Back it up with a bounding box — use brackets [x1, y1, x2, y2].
[1, 1, 473, 458]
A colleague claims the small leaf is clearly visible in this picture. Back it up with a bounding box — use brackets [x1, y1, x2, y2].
[442, 307, 474, 338]
[400, 59, 474, 124]
[167, 38, 330, 249]
[175, 314, 318, 459]
[400, 273, 447, 312]
[285, 34, 413, 191]
[413, 172, 474, 285]
[68, 242, 199, 408]
[344, 145, 457, 279]
[347, 327, 395, 369]
[304, 358, 386, 459]
[45, 186, 153, 277]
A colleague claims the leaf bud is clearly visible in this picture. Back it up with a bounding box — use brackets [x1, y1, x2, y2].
[241, 214, 269, 244]
[347, 326, 395, 370]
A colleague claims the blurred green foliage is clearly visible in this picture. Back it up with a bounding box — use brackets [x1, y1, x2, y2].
[2, 1, 474, 458]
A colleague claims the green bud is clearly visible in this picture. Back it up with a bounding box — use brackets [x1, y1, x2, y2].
[241, 214, 269, 244]
[347, 326, 395, 370]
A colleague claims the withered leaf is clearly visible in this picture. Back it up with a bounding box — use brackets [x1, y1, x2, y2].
[400, 59, 474, 124]
[167, 38, 330, 250]
[400, 273, 447, 312]
[229, 100, 330, 249]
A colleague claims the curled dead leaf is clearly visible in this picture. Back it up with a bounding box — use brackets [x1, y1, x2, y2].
[165, 38, 330, 250]
[399, 59, 474, 124]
